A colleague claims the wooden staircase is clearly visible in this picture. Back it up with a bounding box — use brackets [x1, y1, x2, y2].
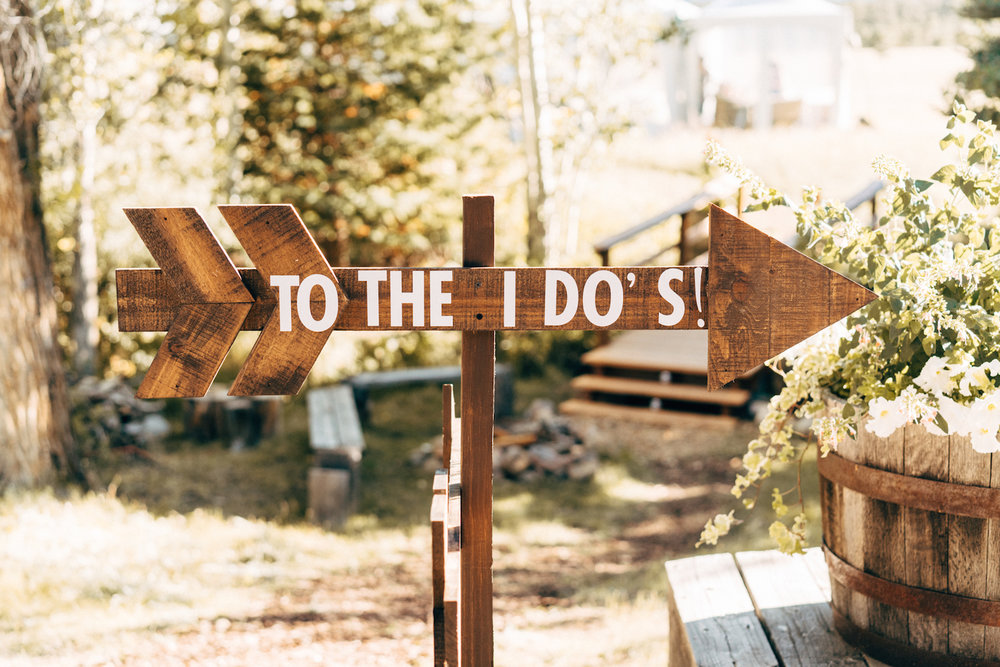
[562, 178, 884, 427]
[560, 330, 754, 427]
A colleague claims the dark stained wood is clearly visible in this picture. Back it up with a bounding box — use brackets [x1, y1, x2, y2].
[707, 206, 770, 391]
[117, 265, 706, 332]
[121, 208, 253, 398]
[219, 204, 345, 396]
[460, 195, 495, 667]
[431, 468, 447, 667]
[445, 385, 462, 666]
[123, 208, 252, 306]
[706, 205, 876, 390]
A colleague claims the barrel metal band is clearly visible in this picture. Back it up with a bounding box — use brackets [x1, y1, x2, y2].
[831, 607, 997, 667]
[817, 449, 1000, 519]
[824, 546, 1000, 627]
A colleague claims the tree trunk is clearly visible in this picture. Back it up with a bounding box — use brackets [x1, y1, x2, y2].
[511, 0, 552, 265]
[70, 115, 99, 377]
[0, 3, 73, 487]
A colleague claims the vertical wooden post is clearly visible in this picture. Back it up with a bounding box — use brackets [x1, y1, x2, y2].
[460, 195, 495, 666]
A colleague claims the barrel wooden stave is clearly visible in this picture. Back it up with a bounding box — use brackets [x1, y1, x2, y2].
[823, 419, 1000, 664]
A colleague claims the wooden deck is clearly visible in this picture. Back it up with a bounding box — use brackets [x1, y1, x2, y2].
[561, 329, 760, 425]
[581, 329, 711, 375]
[665, 548, 889, 666]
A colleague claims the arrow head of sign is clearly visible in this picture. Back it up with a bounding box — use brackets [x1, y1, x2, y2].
[122, 207, 253, 398]
[219, 204, 346, 396]
[706, 205, 877, 391]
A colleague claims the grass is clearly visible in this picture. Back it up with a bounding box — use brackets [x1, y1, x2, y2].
[1, 371, 819, 664]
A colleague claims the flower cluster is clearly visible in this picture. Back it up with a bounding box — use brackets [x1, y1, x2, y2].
[697, 104, 1000, 553]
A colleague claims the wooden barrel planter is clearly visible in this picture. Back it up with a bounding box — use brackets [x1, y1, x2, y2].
[818, 420, 1000, 665]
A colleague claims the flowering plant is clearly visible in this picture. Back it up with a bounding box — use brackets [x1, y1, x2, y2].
[698, 104, 1000, 554]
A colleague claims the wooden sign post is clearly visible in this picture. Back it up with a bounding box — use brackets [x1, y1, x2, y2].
[116, 200, 876, 665]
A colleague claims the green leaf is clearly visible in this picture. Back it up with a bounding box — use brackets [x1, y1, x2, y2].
[914, 179, 934, 192]
[931, 165, 957, 185]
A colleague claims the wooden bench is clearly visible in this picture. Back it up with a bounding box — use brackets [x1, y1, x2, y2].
[346, 364, 513, 422]
[307, 384, 365, 528]
[665, 548, 885, 666]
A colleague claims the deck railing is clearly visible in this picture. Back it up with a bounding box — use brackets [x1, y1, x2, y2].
[593, 178, 884, 269]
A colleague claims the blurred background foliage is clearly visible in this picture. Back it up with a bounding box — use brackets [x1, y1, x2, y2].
[31, 0, 1000, 390]
[34, 0, 658, 386]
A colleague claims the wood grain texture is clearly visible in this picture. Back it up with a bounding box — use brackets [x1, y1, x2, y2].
[117, 265, 706, 332]
[664, 553, 778, 666]
[219, 204, 345, 396]
[707, 205, 876, 390]
[121, 208, 253, 398]
[948, 434, 990, 658]
[902, 423, 949, 654]
[862, 424, 907, 644]
[986, 452, 1000, 659]
[823, 413, 1000, 662]
[460, 195, 495, 667]
[735, 550, 867, 666]
[431, 469, 447, 667]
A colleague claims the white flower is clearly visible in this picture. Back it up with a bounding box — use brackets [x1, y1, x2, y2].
[959, 365, 992, 396]
[915, 356, 955, 394]
[937, 395, 970, 435]
[970, 391, 1000, 430]
[865, 396, 908, 438]
[970, 424, 1000, 453]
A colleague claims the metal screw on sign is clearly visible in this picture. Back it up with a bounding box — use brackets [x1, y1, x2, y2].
[115, 199, 877, 665]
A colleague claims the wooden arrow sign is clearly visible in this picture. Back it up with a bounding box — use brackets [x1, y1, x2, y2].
[115, 203, 876, 397]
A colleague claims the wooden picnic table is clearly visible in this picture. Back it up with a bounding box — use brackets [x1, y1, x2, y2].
[665, 548, 890, 666]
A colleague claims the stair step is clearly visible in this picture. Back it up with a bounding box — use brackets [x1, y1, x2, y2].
[559, 399, 739, 429]
[570, 375, 750, 407]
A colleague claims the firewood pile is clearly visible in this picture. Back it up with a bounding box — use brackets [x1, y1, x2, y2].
[69, 377, 170, 456]
[409, 399, 599, 482]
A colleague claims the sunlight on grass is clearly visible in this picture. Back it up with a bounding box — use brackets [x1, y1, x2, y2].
[0, 491, 426, 659]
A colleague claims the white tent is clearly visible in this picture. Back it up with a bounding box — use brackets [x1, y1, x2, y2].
[663, 0, 853, 128]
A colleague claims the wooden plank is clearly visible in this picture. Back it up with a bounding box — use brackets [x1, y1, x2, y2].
[569, 374, 750, 406]
[219, 204, 345, 396]
[445, 409, 462, 666]
[948, 433, 990, 658]
[986, 452, 1000, 658]
[307, 385, 365, 454]
[861, 422, 907, 644]
[431, 469, 448, 667]
[120, 208, 254, 398]
[706, 205, 875, 389]
[902, 422, 949, 654]
[664, 552, 778, 666]
[735, 549, 867, 666]
[118, 265, 707, 332]
[122, 208, 252, 306]
[581, 330, 711, 375]
[835, 427, 870, 631]
[307, 467, 351, 528]
[707, 206, 770, 391]
[460, 195, 495, 667]
[558, 398, 739, 429]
